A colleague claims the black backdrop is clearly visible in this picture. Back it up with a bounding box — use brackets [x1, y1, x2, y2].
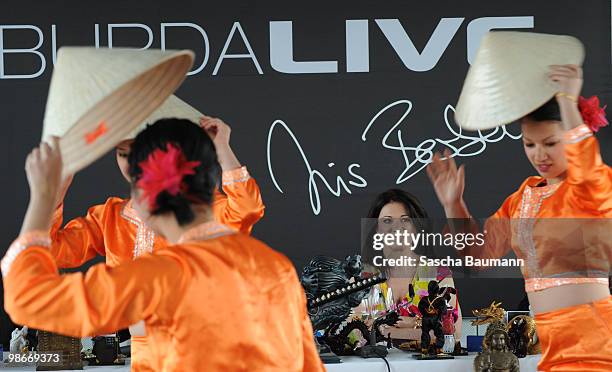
[1, 0, 610, 345]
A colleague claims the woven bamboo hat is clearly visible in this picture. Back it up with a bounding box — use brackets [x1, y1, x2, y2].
[42, 47, 194, 177]
[125, 95, 204, 140]
[455, 32, 584, 130]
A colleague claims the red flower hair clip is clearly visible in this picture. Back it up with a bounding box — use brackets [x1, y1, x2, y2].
[137, 143, 201, 210]
[578, 95, 608, 132]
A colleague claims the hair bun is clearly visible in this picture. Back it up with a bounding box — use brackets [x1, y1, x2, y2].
[155, 191, 194, 226]
[128, 118, 221, 226]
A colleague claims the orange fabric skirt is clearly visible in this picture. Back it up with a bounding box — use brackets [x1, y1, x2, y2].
[535, 296, 612, 371]
[130, 336, 155, 372]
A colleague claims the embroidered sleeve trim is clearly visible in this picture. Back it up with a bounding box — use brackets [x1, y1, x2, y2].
[564, 124, 593, 144]
[222, 166, 250, 186]
[1, 231, 50, 278]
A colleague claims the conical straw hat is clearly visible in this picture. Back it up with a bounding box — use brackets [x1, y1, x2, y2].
[455, 32, 584, 131]
[42, 47, 194, 178]
[124, 95, 204, 140]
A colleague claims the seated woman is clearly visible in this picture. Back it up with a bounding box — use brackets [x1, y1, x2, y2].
[360, 189, 462, 350]
[2, 119, 323, 371]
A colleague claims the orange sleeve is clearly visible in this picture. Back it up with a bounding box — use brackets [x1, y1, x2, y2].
[458, 194, 515, 261]
[2, 231, 183, 338]
[564, 124, 612, 212]
[49, 199, 117, 268]
[213, 166, 265, 234]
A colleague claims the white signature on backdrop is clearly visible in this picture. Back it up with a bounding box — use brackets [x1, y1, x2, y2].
[266, 99, 522, 215]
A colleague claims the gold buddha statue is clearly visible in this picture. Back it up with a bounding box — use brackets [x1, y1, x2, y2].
[474, 322, 520, 372]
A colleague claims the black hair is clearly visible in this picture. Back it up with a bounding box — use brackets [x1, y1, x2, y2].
[522, 98, 562, 123]
[366, 188, 430, 225]
[362, 189, 431, 268]
[128, 118, 221, 226]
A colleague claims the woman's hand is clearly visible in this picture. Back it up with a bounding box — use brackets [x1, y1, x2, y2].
[25, 137, 63, 205]
[426, 149, 465, 211]
[199, 115, 242, 171]
[550, 64, 583, 101]
[200, 115, 231, 148]
[394, 316, 418, 329]
[20, 137, 64, 234]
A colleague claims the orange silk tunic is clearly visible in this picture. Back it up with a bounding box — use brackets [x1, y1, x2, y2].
[49, 166, 265, 268]
[47, 166, 265, 372]
[463, 124, 612, 291]
[2, 223, 325, 372]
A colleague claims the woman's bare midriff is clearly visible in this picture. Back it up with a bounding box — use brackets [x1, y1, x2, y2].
[528, 283, 610, 314]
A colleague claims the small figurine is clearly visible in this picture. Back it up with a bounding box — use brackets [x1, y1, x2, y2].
[36, 331, 83, 370]
[471, 301, 507, 352]
[356, 310, 401, 358]
[372, 310, 400, 346]
[507, 315, 540, 357]
[471, 301, 505, 327]
[88, 335, 125, 366]
[417, 280, 448, 356]
[26, 328, 38, 351]
[301, 255, 370, 331]
[474, 322, 520, 372]
[10, 326, 29, 353]
[324, 318, 371, 355]
[300, 255, 386, 360]
[301, 255, 387, 332]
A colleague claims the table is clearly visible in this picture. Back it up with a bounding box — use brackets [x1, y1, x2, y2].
[325, 349, 541, 372]
[3, 351, 541, 371]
